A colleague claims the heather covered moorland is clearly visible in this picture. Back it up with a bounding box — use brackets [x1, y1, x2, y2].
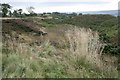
[1, 3, 119, 78]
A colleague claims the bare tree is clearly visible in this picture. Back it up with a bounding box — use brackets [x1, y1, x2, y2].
[26, 6, 35, 14]
[18, 9, 23, 17]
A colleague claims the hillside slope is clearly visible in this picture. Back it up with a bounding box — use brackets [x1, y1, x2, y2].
[2, 18, 118, 78]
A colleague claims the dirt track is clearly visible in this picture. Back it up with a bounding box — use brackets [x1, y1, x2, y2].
[0, 17, 44, 20]
[0, 17, 22, 20]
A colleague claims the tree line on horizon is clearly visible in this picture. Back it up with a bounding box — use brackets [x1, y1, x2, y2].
[0, 3, 83, 18]
[0, 3, 37, 17]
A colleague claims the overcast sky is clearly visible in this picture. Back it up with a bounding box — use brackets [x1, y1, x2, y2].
[1, 0, 119, 13]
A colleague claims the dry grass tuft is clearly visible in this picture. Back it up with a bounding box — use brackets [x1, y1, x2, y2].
[65, 27, 118, 75]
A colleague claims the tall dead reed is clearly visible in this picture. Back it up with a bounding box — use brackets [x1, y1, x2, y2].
[65, 27, 118, 76]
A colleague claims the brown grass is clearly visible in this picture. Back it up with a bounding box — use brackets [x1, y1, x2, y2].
[65, 27, 118, 75]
